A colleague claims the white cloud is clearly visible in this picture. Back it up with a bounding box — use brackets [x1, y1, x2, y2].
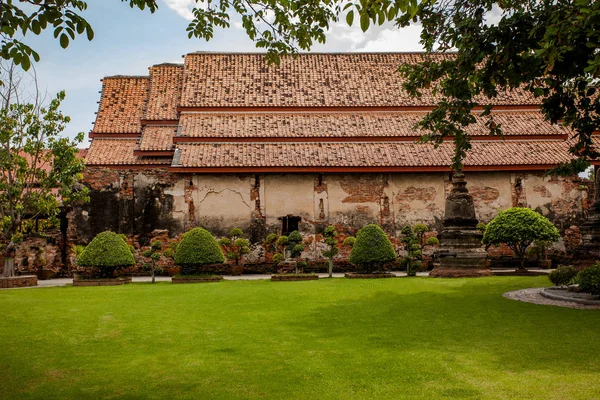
[162, 0, 196, 21]
[357, 25, 423, 52]
[315, 21, 424, 52]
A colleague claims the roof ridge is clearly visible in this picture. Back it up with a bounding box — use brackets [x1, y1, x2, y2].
[102, 75, 150, 80]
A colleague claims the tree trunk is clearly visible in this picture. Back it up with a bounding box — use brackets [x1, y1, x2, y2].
[518, 254, 527, 271]
[328, 258, 333, 278]
[151, 260, 155, 284]
[2, 257, 15, 277]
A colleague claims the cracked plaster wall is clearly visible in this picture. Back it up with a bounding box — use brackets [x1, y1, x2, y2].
[78, 169, 589, 242]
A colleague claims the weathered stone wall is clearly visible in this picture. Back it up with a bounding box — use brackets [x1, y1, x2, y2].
[75, 168, 590, 244]
[71, 167, 179, 244]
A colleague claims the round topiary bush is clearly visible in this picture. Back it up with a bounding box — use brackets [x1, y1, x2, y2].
[549, 265, 578, 287]
[577, 263, 600, 295]
[483, 207, 560, 271]
[78, 231, 135, 278]
[174, 227, 225, 275]
[349, 224, 397, 273]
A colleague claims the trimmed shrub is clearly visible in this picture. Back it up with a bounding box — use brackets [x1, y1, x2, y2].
[174, 227, 225, 275]
[78, 231, 135, 278]
[288, 230, 302, 243]
[483, 208, 560, 271]
[426, 237, 440, 246]
[343, 237, 356, 247]
[273, 253, 284, 266]
[349, 224, 396, 273]
[549, 265, 578, 287]
[578, 263, 600, 295]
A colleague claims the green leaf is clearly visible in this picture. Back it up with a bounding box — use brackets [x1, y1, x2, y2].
[59, 33, 69, 48]
[346, 10, 354, 26]
[85, 25, 94, 41]
[360, 13, 370, 32]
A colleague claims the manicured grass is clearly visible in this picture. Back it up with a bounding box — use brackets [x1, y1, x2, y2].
[1, 277, 599, 399]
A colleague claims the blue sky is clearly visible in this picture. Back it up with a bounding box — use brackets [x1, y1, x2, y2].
[19, 0, 424, 146]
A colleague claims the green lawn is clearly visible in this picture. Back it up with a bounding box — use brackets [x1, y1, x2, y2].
[1, 277, 599, 399]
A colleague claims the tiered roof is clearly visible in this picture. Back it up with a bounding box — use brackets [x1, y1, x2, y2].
[86, 52, 585, 172]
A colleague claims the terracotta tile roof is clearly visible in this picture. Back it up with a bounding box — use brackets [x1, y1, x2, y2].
[138, 126, 177, 151]
[181, 53, 537, 108]
[86, 139, 172, 165]
[174, 141, 573, 168]
[145, 64, 184, 121]
[178, 110, 566, 139]
[92, 76, 149, 134]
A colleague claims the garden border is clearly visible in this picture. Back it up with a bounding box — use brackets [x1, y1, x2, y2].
[73, 277, 132, 286]
[344, 273, 396, 279]
[271, 274, 319, 281]
[171, 276, 224, 284]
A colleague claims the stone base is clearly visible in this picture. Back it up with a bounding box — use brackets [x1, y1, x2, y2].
[0, 275, 38, 288]
[73, 277, 132, 286]
[344, 273, 396, 279]
[271, 274, 318, 281]
[429, 268, 492, 278]
[171, 276, 223, 284]
[574, 207, 600, 261]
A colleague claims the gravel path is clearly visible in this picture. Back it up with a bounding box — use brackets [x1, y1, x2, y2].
[503, 288, 600, 309]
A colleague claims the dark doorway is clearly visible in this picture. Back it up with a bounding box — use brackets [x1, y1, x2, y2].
[279, 215, 301, 235]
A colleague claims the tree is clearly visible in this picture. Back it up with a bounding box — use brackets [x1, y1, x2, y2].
[1, 0, 158, 71]
[399, 224, 438, 276]
[0, 62, 88, 277]
[141, 240, 163, 284]
[482, 208, 560, 271]
[218, 227, 251, 266]
[287, 230, 304, 273]
[321, 225, 339, 278]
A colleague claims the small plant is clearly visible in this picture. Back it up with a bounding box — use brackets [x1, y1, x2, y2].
[577, 263, 600, 295]
[78, 231, 135, 278]
[174, 227, 225, 275]
[71, 244, 85, 267]
[321, 225, 339, 278]
[141, 240, 163, 283]
[549, 265, 578, 287]
[219, 228, 251, 266]
[349, 224, 396, 273]
[482, 208, 560, 271]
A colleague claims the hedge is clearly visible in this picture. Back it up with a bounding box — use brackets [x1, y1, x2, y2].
[77, 231, 135, 278]
[174, 227, 225, 274]
[349, 224, 396, 273]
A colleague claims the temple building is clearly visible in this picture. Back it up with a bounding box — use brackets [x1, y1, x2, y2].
[77, 52, 593, 243]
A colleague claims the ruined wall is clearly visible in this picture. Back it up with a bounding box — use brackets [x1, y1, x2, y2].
[76, 169, 589, 244]
[71, 167, 179, 244]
